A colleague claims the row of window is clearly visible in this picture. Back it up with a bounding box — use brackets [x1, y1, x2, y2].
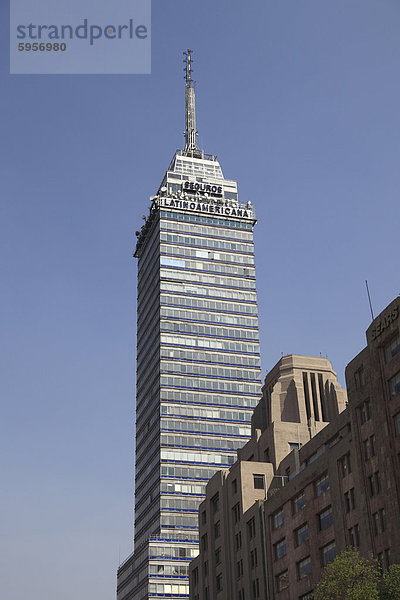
[160, 388, 258, 408]
[160, 281, 257, 303]
[276, 542, 336, 592]
[274, 509, 332, 561]
[160, 375, 261, 395]
[148, 583, 189, 594]
[160, 321, 258, 345]
[160, 306, 259, 328]
[160, 231, 254, 253]
[149, 564, 188, 576]
[160, 333, 260, 354]
[161, 418, 251, 437]
[161, 514, 198, 528]
[161, 481, 205, 496]
[160, 268, 256, 290]
[160, 293, 258, 315]
[160, 449, 236, 466]
[160, 211, 253, 231]
[160, 217, 254, 241]
[160, 321, 258, 341]
[160, 497, 200, 512]
[160, 361, 260, 382]
[272, 476, 330, 528]
[161, 243, 255, 266]
[160, 404, 253, 423]
[160, 257, 255, 279]
[161, 465, 217, 481]
[161, 433, 248, 452]
[149, 545, 197, 560]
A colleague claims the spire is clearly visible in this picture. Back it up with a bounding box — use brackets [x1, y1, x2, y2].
[183, 50, 202, 157]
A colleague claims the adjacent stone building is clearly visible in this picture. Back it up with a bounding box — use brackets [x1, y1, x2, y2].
[190, 297, 400, 600]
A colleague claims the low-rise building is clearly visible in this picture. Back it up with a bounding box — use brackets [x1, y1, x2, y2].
[190, 297, 400, 599]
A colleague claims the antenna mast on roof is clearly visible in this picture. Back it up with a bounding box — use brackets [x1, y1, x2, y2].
[183, 50, 202, 157]
[365, 280, 375, 321]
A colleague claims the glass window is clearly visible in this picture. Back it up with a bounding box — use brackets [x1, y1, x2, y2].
[349, 527, 355, 547]
[369, 475, 376, 497]
[215, 547, 221, 565]
[355, 524, 360, 546]
[385, 549, 391, 568]
[296, 523, 309, 546]
[216, 573, 223, 592]
[211, 494, 219, 514]
[381, 508, 387, 532]
[235, 531, 242, 550]
[247, 517, 256, 540]
[277, 570, 289, 592]
[375, 471, 382, 493]
[350, 488, 356, 509]
[201, 534, 208, 551]
[373, 512, 381, 535]
[297, 556, 312, 580]
[340, 454, 351, 478]
[293, 491, 306, 513]
[378, 553, 384, 572]
[385, 334, 400, 363]
[214, 521, 221, 539]
[319, 506, 333, 531]
[389, 372, 400, 397]
[394, 413, 400, 436]
[275, 539, 287, 560]
[321, 541, 336, 566]
[250, 548, 258, 568]
[364, 439, 371, 460]
[273, 509, 284, 529]
[315, 474, 330, 497]
[253, 474, 265, 489]
[236, 559, 243, 579]
[232, 478, 238, 494]
[232, 503, 241, 524]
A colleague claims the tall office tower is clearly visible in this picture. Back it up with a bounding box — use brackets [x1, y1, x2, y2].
[117, 51, 262, 600]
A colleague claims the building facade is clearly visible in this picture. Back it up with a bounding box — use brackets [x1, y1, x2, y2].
[189, 355, 347, 600]
[117, 52, 262, 600]
[190, 303, 400, 599]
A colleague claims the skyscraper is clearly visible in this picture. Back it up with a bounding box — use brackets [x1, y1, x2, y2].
[117, 51, 262, 600]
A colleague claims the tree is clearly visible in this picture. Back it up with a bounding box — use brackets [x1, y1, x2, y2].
[380, 564, 400, 600]
[314, 547, 380, 600]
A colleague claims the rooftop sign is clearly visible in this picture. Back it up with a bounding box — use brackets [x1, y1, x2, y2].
[156, 196, 254, 220]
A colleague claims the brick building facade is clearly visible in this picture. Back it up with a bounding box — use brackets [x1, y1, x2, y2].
[189, 297, 400, 599]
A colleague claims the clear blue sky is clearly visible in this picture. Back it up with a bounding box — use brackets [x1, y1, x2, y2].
[1, 1, 399, 598]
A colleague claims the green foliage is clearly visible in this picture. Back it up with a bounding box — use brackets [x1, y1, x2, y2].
[314, 547, 380, 600]
[380, 564, 400, 600]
